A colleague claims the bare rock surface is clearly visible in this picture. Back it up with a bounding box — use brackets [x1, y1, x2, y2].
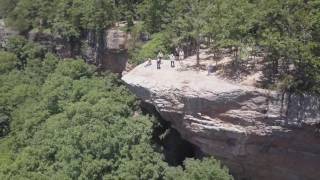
[100, 27, 129, 74]
[1, 20, 129, 74]
[122, 59, 320, 180]
[106, 28, 129, 51]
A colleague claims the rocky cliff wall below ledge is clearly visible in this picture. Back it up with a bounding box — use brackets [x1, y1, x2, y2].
[122, 60, 320, 180]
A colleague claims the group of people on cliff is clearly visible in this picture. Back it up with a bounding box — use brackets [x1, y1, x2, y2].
[145, 48, 215, 75]
[146, 48, 184, 69]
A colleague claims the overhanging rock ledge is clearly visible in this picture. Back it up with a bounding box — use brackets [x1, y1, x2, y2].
[122, 61, 320, 180]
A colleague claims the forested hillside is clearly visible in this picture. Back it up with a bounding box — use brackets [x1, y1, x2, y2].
[135, 0, 320, 95]
[0, 0, 319, 179]
[0, 38, 232, 179]
[1, 0, 319, 94]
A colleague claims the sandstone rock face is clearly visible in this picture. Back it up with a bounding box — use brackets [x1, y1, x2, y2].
[27, 27, 129, 74]
[0, 19, 19, 48]
[1, 20, 129, 74]
[78, 27, 130, 74]
[101, 28, 129, 74]
[122, 61, 320, 180]
[28, 30, 73, 58]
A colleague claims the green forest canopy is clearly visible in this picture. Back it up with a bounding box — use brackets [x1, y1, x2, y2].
[0, 0, 320, 179]
[1, 0, 319, 94]
[0, 43, 233, 179]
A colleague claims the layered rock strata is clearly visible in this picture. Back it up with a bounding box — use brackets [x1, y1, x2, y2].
[1, 20, 129, 74]
[122, 61, 320, 180]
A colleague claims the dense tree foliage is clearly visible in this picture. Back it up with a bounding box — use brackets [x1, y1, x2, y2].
[136, 0, 320, 94]
[2, 0, 319, 94]
[0, 37, 232, 179]
[129, 32, 171, 65]
[1, 0, 319, 178]
[165, 158, 232, 180]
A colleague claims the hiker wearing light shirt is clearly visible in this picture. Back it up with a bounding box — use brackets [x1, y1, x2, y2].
[179, 49, 184, 61]
[157, 51, 164, 61]
[170, 54, 175, 67]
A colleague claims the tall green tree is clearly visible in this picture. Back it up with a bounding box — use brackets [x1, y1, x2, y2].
[0, 51, 233, 179]
[169, 0, 210, 66]
[138, 0, 172, 33]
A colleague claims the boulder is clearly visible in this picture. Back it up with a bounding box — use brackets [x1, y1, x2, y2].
[122, 61, 320, 180]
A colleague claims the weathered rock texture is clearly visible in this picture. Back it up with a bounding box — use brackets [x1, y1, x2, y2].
[101, 28, 129, 73]
[1, 20, 129, 74]
[122, 61, 320, 180]
[0, 19, 19, 48]
[28, 30, 74, 58]
[27, 28, 130, 74]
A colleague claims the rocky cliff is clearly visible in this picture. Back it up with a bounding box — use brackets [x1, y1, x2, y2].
[1, 20, 129, 74]
[0, 19, 19, 48]
[101, 28, 129, 74]
[28, 28, 130, 74]
[122, 60, 320, 180]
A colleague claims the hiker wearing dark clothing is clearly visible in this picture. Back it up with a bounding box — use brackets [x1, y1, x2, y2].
[170, 54, 175, 67]
[174, 48, 179, 58]
[157, 51, 164, 70]
[174, 48, 179, 62]
[157, 58, 161, 69]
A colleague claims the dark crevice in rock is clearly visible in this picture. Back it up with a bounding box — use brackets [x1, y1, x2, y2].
[122, 65, 320, 180]
[140, 101, 203, 166]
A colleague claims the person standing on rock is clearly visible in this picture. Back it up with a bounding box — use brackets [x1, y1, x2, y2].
[170, 53, 175, 68]
[179, 49, 184, 62]
[158, 51, 164, 62]
[145, 58, 152, 67]
[157, 57, 161, 69]
[174, 47, 179, 61]
[157, 51, 163, 70]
